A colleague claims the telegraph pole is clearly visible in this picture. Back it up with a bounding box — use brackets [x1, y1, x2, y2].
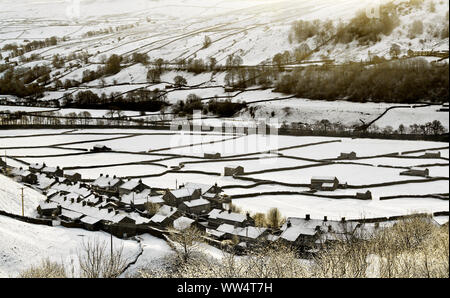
[21, 187, 24, 216]
[111, 228, 113, 259]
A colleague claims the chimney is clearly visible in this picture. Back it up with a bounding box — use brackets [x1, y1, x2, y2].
[82, 201, 86, 206]
[305, 214, 310, 220]
[328, 225, 332, 232]
[287, 220, 292, 228]
[115, 210, 119, 215]
[70, 198, 74, 203]
[64, 196, 67, 201]
[108, 208, 113, 213]
[100, 173, 103, 177]
[228, 209, 232, 214]
[323, 216, 328, 222]
[106, 174, 109, 178]
[341, 217, 346, 222]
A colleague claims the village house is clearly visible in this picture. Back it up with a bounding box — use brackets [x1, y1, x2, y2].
[207, 209, 255, 228]
[121, 189, 164, 210]
[92, 174, 124, 195]
[59, 209, 84, 222]
[80, 216, 103, 231]
[29, 163, 45, 173]
[310, 176, 340, 191]
[10, 167, 37, 184]
[50, 182, 92, 200]
[42, 166, 64, 178]
[49, 195, 143, 237]
[35, 174, 58, 193]
[183, 182, 222, 195]
[96, 200, 120, 210]
[149, 205, 180, 228]
[64, 171, 82, 183]
[216, 224, 268, 244]
[118, 179, 149, 196]
[338, 151, 357, 160]
[56, 176, 71, 185]
[163, 187, 202, 207]
[400, 168, 430, 178]
[201, 192, 229, 209]
[279, 215, 358, 250]
[205, 228, 227, 241]
[81, 193, 101, 206]
[37, 201, 59, 217]
[204, 152, 221, 159]
[179, 198, 211, 215]
[224, 165, 244, 176]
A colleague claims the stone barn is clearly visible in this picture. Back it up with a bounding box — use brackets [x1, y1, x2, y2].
[338, 152, 357, 160]
[311, 177, 339, 191]
[224, 165, 244, 176]
[91, 144, 112, 152]
[204, 152, 221, 159]
[356, 190, 372, 200]
[400, 168, 429, 178]
[421, 151, 441, 158]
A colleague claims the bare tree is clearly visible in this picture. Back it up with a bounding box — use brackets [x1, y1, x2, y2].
[78, 238, 129, 278]
[168, 227, 205, 264]
[266, 207, 285, 229]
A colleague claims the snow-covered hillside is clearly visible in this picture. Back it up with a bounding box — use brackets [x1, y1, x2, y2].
[0, 214, 143, 277]
[0, 173, 45, 217]
[0, 0, 448, 131]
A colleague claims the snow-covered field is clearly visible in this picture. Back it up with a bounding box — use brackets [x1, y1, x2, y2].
[232, 194, 450, 221]
[0, 126, 448, 276]
[1, 128, 448, 218]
